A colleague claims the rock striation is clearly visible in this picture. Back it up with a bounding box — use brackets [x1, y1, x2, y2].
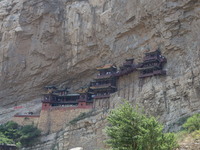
[0, 0, 199, 106]
[0, 0, 200, 149]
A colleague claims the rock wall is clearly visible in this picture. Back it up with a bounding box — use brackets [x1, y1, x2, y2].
[38, 107, 92, 134]
[115, 68, 200, 131]
[23, 110, 109, 150]
[12, 115, 39, 126]
[0, 0, 200, 149]
[0, 0, 199, 104]
[54, 111, 108, 150]
[1, 0, 198, 107]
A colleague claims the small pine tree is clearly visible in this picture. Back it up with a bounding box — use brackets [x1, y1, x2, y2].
[105, 101, 177, 150]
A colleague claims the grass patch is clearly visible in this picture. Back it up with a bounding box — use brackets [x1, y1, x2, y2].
[175, 131, 188, 142]
[175, 113, 200, 146]
[191, 130, 200, 140]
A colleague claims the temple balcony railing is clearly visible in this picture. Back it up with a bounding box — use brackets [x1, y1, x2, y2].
[95, 74, 114, 79]
[114, 67, 136, 77]
[143, 55, 167, 64]
[139, 70, 166, 78]
[53, 93, 69, 97]
[123, 62, 134, 67]
[42, 99, 52, 103]
[54, 101, 78, 104]
[46, 100, 78, 104]
[77, 98, 87, 102]
[90, 83, 112, 89]
[42, 98, 80, 103]
[138, 63, 161, 70]
[50, 104, 93, 109]
[51, 104, 78, 108]
[143, 55, 158, 61]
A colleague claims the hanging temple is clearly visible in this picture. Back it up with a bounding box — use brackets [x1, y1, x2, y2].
[41, 49, 167, 110]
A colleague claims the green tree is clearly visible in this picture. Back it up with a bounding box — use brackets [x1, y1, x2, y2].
[0, 132, 14, 144]
[19, 125, 41, 147]
[105, 101, 177, 150]
[0, 121, 41, 147]
[183, 114, 200, 133]
[4, 121, 20, 141]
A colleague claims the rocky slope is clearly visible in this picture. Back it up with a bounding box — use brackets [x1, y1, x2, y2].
[0, 0, 200, 149]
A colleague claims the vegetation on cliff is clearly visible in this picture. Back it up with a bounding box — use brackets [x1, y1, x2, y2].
[175, 113, 200, 149]
[105, 101, 177, 150]
[0, 121, 41, 147]
[183, 114, 200, 133]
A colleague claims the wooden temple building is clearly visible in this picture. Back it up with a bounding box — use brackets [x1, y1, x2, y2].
[137, 49, 167, 78]
[41, 86, 92, 110]
[76, 87, 93, 107]
[41, 49, 167, 109]
[90, 64, 117, 99]
[115, 58, 136, 77]
[11, 49, 168, 133]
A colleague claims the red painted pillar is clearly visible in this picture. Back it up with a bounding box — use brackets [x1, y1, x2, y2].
[42, 102, 51, 110]
[78, 102, 86, 107]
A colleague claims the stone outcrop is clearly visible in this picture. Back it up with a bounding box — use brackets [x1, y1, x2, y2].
[0, 0, 200, 149]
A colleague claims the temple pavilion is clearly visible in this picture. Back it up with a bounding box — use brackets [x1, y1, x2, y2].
[115, 58, 136, 77]
[76, 87, 93, 107]
[90, 64, 117, 99]
[42, 86, 80, 110]
[137, 49, 167, 78]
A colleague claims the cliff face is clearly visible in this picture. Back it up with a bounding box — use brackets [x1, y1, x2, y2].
[0, 0, 200, 148]
[0, 0, 199, 106]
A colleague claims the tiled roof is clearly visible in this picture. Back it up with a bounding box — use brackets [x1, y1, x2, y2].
[96, 64, 116, 70]
[76, 87, 89, 93]
[90, 85, 116, 90]
[44, 85, 56, 89]
[145, 49, 160, 55]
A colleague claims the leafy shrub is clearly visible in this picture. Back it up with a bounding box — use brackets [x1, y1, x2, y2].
[105, 101, 177, 150]
[0, 121, 20, 142]
[0, 132, 14, 144]
[183, 114, 200, 132]
[191, 130, 200, 140]
[19, 125, 41, 147]
[0, 121, 41, 147]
